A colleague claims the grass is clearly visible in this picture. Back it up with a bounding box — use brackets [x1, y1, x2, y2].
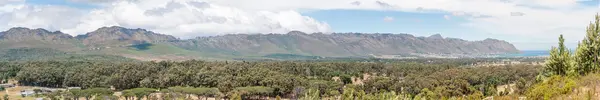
[99, 43, 233, 61]
[0, 48, 135, 62]
[0, 40, 85, 52]
[263, 53, 322, 60]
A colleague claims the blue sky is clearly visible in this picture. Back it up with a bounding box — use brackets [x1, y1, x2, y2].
[301, 9, 505, 40]
[25, 0, 98, 9]
[4, 0, 600, 50]
[304, 10, 466, 34]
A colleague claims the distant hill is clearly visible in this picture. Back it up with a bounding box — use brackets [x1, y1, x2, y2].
[0, 48, 134, 62]
[77, 26, 178, 47]
[173, 31, 518, 57]
[0, 26, 519, 61]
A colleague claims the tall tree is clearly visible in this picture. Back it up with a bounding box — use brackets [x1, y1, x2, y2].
[574, 14, 600, 75]
[544, 34, 571, 76]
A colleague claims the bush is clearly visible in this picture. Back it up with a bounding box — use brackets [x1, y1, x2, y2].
[526, 76, 576, 100]
[465, 91, 484, 100]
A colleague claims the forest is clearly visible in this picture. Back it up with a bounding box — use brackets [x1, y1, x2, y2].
[0, 59, 542, 100]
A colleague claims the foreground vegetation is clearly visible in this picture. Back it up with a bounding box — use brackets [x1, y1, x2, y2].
[0, 59, 541, 99]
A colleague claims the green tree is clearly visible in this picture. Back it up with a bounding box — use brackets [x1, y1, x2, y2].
[300, 89, 320, 100]
[45, 91, 62, 100]
[544, 34, 572, 76]
[341, 86, 355, 100]
[189, 88, 220, 100]
[574, 14, 600, 75]
[70, 89, 84, 100]
[82, 88, 113, 100]
[232, 86, 274, 99]
[415, 88, 439, 100]
[33, 89, 42, 97]
[229, 92, 242, 100]
[122, 88, 156, 100]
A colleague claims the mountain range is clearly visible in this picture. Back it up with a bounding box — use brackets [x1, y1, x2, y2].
[0, 26, 519, 61]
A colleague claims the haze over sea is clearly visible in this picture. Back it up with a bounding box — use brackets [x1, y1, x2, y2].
[498, 50, 550, 57]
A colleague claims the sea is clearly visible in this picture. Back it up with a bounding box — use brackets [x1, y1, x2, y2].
[495, 50, 550, 58]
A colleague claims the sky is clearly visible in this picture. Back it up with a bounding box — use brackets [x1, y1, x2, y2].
[0, 0, 599, 50]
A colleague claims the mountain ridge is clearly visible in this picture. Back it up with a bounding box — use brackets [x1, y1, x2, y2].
[0, 26, 519, 60]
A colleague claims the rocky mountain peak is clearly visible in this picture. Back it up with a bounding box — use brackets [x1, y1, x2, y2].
[6, 27, 32, 32]
[78, 26, 178, 46]
[96, 26, 126, 32]
[6, 27, 53, 34]
[287, 31, 308, 35]
[483, 38, 501, 41]
[86, 26, 155, 36]
[1, 27, 72, 40]
[428, 34, 443, 39]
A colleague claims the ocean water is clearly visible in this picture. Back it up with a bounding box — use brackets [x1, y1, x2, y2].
[497, 50, 550, 57]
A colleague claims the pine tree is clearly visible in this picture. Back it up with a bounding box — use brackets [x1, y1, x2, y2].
[544, 35, 571, 76]
[575, 40, 592, 75]
[574, 14, 600, 75]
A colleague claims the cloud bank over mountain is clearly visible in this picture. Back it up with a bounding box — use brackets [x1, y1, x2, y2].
[0, 0, 332, 38]
[0, 0, 598, 48]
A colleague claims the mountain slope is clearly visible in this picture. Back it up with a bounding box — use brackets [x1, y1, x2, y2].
[77, 26, 178, 47]
[0, 27, 519, 60]
[0, 27, 83, 51]
[173, 31, 519, 57]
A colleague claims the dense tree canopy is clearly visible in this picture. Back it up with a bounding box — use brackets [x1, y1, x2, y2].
[0, 59, 541, 99]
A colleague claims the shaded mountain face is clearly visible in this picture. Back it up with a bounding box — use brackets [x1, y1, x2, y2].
[77, 26, 178, 47]
[0, 27, 519, 60]
[0, 27, 73, 41]
[176, 32, 519, 57]
[0, 28, 80, 51]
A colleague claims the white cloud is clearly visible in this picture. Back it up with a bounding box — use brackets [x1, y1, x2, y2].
[0, 4, 84, 32]
[1, 0, 599, 50]
[383, 16, 394, 22]
[0, 0, 331, 38]
[350, 1, 361, 6]
[0, 0, 24, 12]
[82, 0, 331, 37]
[510, 12, 525, 16]
[67, 0, 120, 3]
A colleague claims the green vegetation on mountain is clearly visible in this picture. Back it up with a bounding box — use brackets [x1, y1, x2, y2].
[0, 26, 519, 61]
[0, 48, 134, 62]
[262, 53, 323, 60]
